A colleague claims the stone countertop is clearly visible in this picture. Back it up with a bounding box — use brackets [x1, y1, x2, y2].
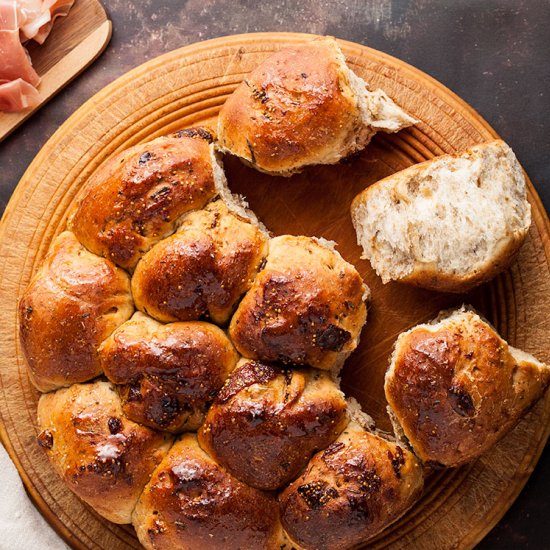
[1, 1, 548, 548]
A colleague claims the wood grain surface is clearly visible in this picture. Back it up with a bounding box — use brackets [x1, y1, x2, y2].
[0, 0, 111, 142]
[0, 32, 549, 550]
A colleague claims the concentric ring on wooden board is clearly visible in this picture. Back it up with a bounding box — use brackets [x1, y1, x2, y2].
[0, 32, 549, 550]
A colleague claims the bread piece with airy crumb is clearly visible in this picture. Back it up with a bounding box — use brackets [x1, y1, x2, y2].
[385, 307, 550, 467]
[217, 36, 416, 176]
[351, 140, 531, 292]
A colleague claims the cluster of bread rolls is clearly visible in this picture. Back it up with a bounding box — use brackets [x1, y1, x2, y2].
[19, 37, 549, 550]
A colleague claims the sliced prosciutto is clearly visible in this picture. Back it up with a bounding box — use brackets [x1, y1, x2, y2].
[31, 0, 74, 44]
[0, 77, 40, 111]
[0, 0, 40, 85]
[0, 0, 74, 113]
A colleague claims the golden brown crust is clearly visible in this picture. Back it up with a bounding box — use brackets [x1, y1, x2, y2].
[37, 381, 173, 524]
[217, 37, 361, 175]
[132, 433, 283, 550]
[279, 423, 423, 550]
[198, 359, 349, 490]
[229, 235, 367, 370]
[131, 201, 268, 324]
[99, 312, 239, 433]
[67, 130, 217, 270]
[19, 232, 133, 392]
[385, 310, 550, 467]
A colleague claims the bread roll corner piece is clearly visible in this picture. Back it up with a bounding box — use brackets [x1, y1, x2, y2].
[217, 36, 416, 176]
[385, 307, 550, 467]
[351, 140, 531, 292]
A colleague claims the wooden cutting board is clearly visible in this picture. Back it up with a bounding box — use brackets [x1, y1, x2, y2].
[0, 32, 549, 550]
[0, 0, 111, 142]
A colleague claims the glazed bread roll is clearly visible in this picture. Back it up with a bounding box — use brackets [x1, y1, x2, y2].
[351, 140, 531, 292]
[385, 307, 550, 467]
[99, 312, 239, 432]
[68, 128, 219, 270]
[37, 381, 173, 524]
[131, 200, 268, 324]
[132, 433, 284, 550]
[230, 235, 368, 371]
[19, 231, 133, 392]
[198, 358, 349, 490]
[217, 36, 416, 176]
[279, 422, 423, 550]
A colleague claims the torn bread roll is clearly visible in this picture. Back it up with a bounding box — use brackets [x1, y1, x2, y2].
[385, 307, 550, 467]
[217, 36, 416, 176]
[351, 140, 531, 292]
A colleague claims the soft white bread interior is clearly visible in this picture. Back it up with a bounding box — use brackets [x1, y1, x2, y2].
[351, 140, 531, 292]
[217, 36, 416, 176]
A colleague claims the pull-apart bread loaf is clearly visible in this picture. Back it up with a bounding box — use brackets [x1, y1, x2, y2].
[279, 421, 424, 550]
[229, 235, 369, 371]
[217, 36, 416, 175]
[132, 200, 268, 324]
[19, 231, 133, 392]
[351, 140, 531, 292]
[385, 307, 550, 467]
[67, 129, 219, 271]
[132, 433, 284, 550]
[37, 381, 173, 524]
[198, 358, 349, 490]
[99, 312, 239, 432]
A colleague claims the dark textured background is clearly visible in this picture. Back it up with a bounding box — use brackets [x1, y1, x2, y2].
[1, 1, 549, 548]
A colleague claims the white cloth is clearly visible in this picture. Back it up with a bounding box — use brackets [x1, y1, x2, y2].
[0, 443, 69, 550]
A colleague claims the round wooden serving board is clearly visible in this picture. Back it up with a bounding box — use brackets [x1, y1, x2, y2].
[0, 32, 549, 550]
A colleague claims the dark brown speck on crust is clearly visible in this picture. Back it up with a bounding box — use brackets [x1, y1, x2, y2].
[173, 127, 214, 143]
[37, 429, 53, 449]
[317, 324, 351, 351]
[448, 384, 475, 417]
[297, 481, 339, 509]
[108, 417, 123, 434]
[387, 446, 405, 479]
